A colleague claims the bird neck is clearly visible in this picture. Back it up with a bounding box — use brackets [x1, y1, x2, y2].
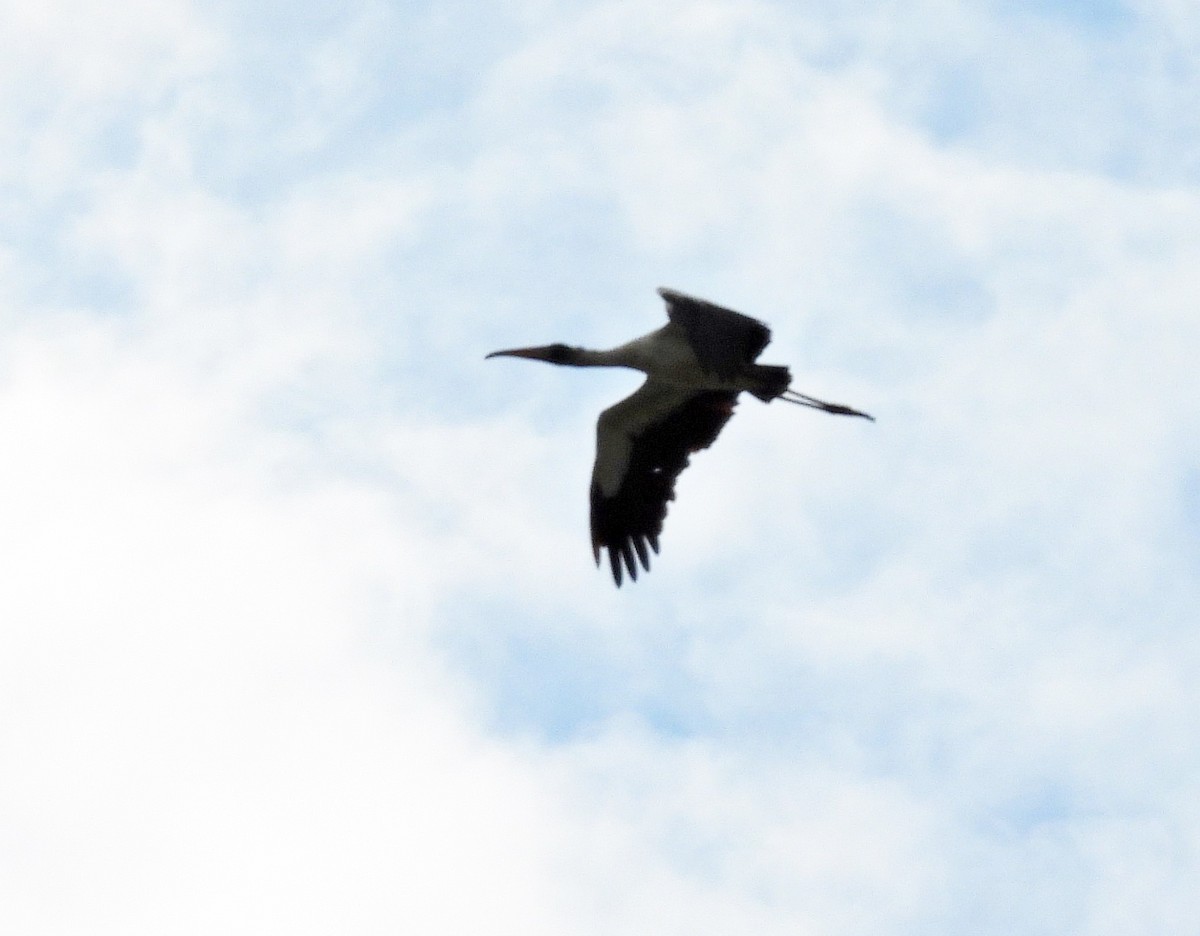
[569, 347, 636, 368]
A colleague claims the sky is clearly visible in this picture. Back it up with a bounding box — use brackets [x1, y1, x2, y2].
[1, 0, 1199, 932]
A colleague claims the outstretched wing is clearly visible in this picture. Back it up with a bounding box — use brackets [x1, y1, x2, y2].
[658, 287, 773, 379]
[590, 379, 739, 586]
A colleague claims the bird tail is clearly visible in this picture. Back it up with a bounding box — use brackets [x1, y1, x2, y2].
[748, 365, 792, 402]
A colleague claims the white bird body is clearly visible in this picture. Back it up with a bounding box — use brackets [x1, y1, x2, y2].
[572, 326, 719, 387]
[603, 326, 707, 381]
[487, 287, 872, 585]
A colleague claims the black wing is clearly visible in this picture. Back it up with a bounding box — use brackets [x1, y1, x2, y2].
[590, 383, 739, 586]
[658, 287, 773, 380]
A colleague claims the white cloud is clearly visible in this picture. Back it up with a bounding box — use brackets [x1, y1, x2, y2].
[0, 316, 567, 933]
[2, 0, 1200, 932]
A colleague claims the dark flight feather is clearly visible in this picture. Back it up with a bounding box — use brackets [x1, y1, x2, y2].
[590, 390, 738, 585]
[658, 287, 773, 380]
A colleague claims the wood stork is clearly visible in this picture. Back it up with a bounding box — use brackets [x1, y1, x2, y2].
[487, 287, 873, 586]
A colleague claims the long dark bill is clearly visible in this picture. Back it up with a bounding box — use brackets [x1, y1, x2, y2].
[780, 389, 874, 421]
[485, 347, 549, 360]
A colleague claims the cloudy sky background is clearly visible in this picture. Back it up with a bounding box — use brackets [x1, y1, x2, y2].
[2, 0, 1199, 931]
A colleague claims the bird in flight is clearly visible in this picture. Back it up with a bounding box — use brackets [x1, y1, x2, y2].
[487, 287, 873, 586]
